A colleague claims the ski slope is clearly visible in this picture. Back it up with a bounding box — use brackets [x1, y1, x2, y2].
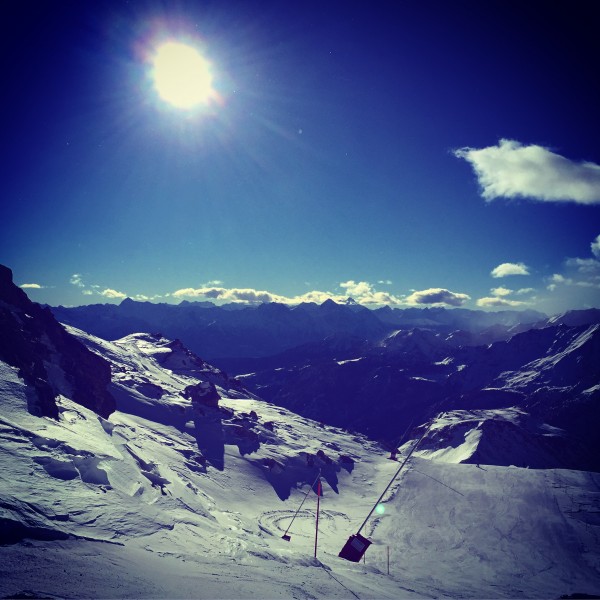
[1, 328, 599, 599]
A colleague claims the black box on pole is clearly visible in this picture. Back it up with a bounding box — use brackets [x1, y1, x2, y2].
[338, 533, 372, 562]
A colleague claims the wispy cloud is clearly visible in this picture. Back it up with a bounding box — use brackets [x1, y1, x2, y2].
[547, 264, 600, 291]
[19, 283, 43, 289]
[546, 235, 600, 292]
[69, 272, 132, 301]
[592, 234, 600, 259]
[405, 288, 470, 307]
[132, 294, 164, 302]
[70, 273, 85, 287]
[491, 262, 530, 278]
[455, 139, 600, 204]
[477, 285, 529, 308]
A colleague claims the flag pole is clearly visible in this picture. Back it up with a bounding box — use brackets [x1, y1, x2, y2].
[314, 478, 321, 558]
[282, 469, 321, 541]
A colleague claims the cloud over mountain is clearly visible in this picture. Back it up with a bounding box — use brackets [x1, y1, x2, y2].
[172, 286, 290, 304]
[477, 296, 525, 308]
[455, 139, 600, 204]
[339, 280, 403, 305]
[173, 281, 404, 306]
[405, 288, 470, 307]
[477, 285, 530, 308]
[19, 283, 43, 289]
[101, 288, 127, 299]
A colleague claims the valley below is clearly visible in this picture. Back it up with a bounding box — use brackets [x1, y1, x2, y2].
[1, 265, 599, 599]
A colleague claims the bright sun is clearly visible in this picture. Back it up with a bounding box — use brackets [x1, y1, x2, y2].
[151, 42, 217, 110]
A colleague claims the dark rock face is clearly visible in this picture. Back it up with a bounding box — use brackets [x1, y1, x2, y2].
[0, 265, 115, 419]
[183, 381, 220, 408]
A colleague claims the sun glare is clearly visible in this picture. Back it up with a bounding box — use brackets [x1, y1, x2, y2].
[151, 42, 217, 110]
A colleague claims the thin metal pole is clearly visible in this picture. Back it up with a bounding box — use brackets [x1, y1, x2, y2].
[314, 479, 321, 559]
[387, 545, 390, 575]
[392, 418, 413, 457]
[282, 469, 321, 538]
[356, 416, 437, 536]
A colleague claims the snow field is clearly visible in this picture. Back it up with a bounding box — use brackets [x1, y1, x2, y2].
[1, 327, 600, 599]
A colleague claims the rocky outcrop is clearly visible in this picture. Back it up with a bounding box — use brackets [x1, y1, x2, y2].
[0, 264, 115, 419]
[182, 381, 220, 407]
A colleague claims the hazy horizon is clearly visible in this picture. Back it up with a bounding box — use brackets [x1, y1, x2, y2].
[2, 1, 599, 315]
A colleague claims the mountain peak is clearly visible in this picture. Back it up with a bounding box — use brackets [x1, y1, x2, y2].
[320, 298, 340, 309]
[120, 297, 137, 307]
[0, 265, 115, 419]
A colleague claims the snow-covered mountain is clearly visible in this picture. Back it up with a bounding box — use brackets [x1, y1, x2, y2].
[50, 297, 547, 362]
[0, 265, 115, 420]
[2, 266, 600, 598]
[237, 322, 600, 471]
[2, 339, 599, 598]
[50, 297, 389, 360]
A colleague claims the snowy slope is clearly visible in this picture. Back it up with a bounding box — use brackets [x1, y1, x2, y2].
[412, 408, 571, 469]
[1, 327, 600, 598]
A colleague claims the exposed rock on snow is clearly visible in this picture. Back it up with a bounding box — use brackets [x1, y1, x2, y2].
[1, 280, 599, 598]
[183, 380, 220, 407]
[0, 264, 115, 419]
[414, 408, 572, 468]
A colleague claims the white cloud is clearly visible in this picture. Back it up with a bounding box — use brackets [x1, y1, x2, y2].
[546, 247, 600, 292]
[340, 280, 374, 298]
[592, 234, 600, 259]
[132, 294, 164, 301]
[19, 283, 42, 289]
[491, 262, 530, 278]
[293, 290, 340, 304]
[405, 288, 470, 307]
[70, 273, 85, 287]
[82, 290, 94, 296]
[454, 139, 600, 204]
[101, 288, 127, 299]
[478, 285, 533, 308]
[377, 280, 393, 285]
[339, 281, 404, 305]
[172, 286, 289, 304]
[566, 257, 600, 274]
[172, 281, 405, 307]
[477, 297, 525, 308]
[490, 286, 512, 297]
[515, 287, 535, 295]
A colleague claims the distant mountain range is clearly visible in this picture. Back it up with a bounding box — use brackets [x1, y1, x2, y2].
[2, 262, 600, 599]
[47, 295, 600, 471]
[50, 297, 553, 362]
[236, 319, 600, 469]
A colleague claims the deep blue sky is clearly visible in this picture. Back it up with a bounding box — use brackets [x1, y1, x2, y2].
[1, 0, 599, 314]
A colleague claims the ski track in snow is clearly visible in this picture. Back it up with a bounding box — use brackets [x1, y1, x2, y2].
[1, 328, 600, 599]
